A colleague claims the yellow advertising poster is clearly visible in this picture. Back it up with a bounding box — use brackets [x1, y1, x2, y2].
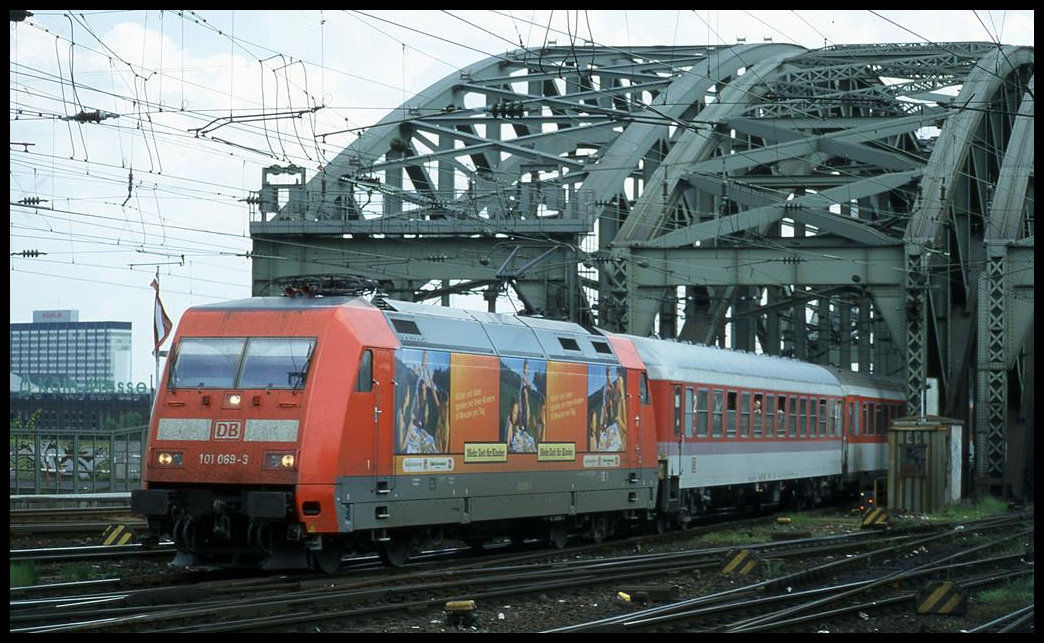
[546, 361, 588, 445]
[448, 353, 499, 452]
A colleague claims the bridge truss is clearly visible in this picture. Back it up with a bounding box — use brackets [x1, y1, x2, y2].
[248, 42, 1033, 497]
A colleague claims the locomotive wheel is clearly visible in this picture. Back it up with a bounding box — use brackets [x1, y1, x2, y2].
[309, 538, 345, 574]
[378, 531, 411, 568]
[548, 523, 568, 549]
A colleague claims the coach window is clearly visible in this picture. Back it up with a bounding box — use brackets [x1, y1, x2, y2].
[753, 393, 763, 438]
[765, 394, 775, 437]
[798, 397, 807, 437]
[862, 402, 871, 437]
[712, 389, 724, 438]
[684, 388, 694, 438]
[740, 392, 751, 438]
[355, 349, 373, 393]
[673, 387, 682, 436]
[809, 397, 817, 438]
[828, 400, 837, 436]
[875, 403, 886, 435]
[726, 391, 737, 438]
[849, 401, 859, 436]
[818, 399, 828, 437]
[788, 396, 798, 437]
[696, 388, 708, 437]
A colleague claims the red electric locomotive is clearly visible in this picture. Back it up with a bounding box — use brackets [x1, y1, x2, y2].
[132, 294, 904, 571]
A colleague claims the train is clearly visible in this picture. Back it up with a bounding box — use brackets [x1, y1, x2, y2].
[131, 294, 905, 572]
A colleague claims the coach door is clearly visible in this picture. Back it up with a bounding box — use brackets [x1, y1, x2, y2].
[370, 349, 394, 487]
[672, 385, 684, 477]
[632, 370, 653, 473]
[346, 348, 392, 489]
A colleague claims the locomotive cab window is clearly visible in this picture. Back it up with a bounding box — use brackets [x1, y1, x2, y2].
[239, 338, 316, 389]
[355, 349, 373, 392]
[170, 337, 316, 390]
[171, 337, 245, 388]
[639, 372, 650, 405]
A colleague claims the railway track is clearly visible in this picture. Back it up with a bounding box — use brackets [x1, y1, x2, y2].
[546, 513, 1034, 634]
[10, 510, 1032, 633]
[10, 505, 146, 536]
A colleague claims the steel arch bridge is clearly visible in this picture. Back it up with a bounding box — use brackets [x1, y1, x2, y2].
[248, 42, 1034, 497]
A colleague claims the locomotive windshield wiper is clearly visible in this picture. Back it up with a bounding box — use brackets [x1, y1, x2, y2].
[289, 341, 315, 390]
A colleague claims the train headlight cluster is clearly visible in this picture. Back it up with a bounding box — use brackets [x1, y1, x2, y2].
[224, 393, 242, 408]
[155, 451, 183, 467]
[264, 451, 297, 470]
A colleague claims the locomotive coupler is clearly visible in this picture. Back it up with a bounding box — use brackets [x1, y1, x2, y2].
[286, 522, 306, 542]
[212, 499, 232, 540]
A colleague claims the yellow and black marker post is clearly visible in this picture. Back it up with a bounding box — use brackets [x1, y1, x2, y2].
[915, 581, 967, 615]
[102, 523, 135, 546]
[861, 506, 889, 529]
[720, 549, 763, 577]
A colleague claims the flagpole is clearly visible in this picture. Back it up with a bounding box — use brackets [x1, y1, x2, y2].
[150, 269, 174, 399]
[154, 269, 160, 402]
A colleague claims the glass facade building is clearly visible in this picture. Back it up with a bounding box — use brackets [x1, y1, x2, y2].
[10, 310, 133, 393]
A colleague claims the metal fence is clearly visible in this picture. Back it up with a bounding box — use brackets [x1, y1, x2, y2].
[9, 426, 145, 495]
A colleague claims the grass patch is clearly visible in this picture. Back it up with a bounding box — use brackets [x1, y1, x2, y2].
[974, 576, 1034, 611]
[11, 561, 38, 587]
[60, 562, 98, 582]
[934, 495, 1011, 521]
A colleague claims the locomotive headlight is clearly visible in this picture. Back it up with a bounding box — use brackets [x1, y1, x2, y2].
[155, 451, 183, 467]
[225, 393, 242, 408]
[263, 451, 297, 470]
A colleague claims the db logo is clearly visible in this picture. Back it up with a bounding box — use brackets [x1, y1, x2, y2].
[212, 420, 243, 440]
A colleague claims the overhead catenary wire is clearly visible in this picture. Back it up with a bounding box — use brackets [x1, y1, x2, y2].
[12, 11, 1031, 319]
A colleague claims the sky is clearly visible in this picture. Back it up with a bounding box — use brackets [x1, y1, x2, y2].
[9, 10, 1035, 385]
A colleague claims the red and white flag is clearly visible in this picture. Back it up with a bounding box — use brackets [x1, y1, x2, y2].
[151, 275, 173, 356]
